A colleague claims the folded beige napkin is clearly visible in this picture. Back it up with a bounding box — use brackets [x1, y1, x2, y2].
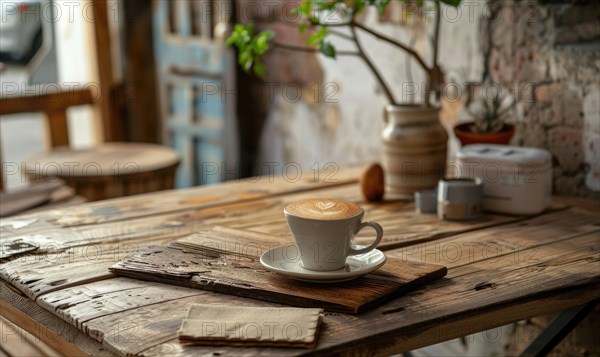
[178, 304, 323, 348]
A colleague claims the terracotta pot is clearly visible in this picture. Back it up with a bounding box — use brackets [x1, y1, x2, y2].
[454, 122, 515, 146]
[382, 105, 448, 195]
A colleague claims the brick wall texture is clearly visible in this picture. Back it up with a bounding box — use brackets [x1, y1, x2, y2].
[485, 0, 599, 197]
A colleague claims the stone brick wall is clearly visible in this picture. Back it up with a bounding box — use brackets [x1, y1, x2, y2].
[485, 0, 600, 197]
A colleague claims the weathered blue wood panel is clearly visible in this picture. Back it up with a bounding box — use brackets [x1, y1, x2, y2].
[153, 0, 237, 188]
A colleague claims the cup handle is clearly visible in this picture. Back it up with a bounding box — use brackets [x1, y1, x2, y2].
[348, 221, 383, 256]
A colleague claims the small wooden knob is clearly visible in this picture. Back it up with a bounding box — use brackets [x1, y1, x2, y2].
[360, 163, 385, 202]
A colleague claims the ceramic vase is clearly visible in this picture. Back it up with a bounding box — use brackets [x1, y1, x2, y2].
[382, 105, 448, 195]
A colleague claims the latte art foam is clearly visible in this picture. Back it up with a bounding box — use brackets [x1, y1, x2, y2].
[285, 199, 362, 220]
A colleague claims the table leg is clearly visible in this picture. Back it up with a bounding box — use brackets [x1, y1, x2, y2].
[520, 298, 599, 357]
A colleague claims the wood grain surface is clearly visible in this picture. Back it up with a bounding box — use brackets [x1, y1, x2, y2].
[0, 165, 598, 356]
[109, 227, 447, 313]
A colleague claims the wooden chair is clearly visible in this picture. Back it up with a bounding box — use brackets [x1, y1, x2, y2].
[0, 86, 179, 201]
[0, 87, 96, 149]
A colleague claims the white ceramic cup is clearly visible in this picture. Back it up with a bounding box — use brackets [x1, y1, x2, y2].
[284, 200, 384, 271]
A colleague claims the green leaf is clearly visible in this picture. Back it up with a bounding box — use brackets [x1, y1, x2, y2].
[299, 22, 307, 33]
[253, 61, 266, 79]
[225, 36, 236, 47]
[253, 31, 274, 55]
[226, 25, 274, 79]
[440, 0, 462, 7]
[320, 42, 336, 58]
[239, 50, 254, 72]
[226, 24, 254, 48]
[307, 26, 328, 47]
[294, 0, 313, 17]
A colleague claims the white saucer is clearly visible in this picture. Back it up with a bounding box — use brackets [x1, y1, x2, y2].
[259, 244, 387, 283]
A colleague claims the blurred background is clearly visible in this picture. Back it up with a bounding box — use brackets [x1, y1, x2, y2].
[1, 0, 598, 196]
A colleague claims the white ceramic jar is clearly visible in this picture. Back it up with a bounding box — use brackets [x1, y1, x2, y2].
[456, 144, 552, 215]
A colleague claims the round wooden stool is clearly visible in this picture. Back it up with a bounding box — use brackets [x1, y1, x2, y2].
[25, 143, 180, 201]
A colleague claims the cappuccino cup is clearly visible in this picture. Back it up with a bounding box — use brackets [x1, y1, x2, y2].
[284, 198, 384, 271]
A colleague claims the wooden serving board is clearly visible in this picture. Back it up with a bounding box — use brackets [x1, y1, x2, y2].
[110, 227, 447, 313]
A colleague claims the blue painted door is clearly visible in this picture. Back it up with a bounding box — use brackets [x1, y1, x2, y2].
[153, 0, 237, 188]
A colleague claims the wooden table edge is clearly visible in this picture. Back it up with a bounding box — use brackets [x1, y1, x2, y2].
[3, 276, 599, 357]
[0, 297, 92, 357]
[302, 283, 600, 356]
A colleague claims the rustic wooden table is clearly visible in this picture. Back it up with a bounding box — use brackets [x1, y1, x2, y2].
[1, 166, 599, 356]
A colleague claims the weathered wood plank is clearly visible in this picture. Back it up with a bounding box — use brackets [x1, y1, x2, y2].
[329, 233, 600, 342]
[3, 208, 594, 352]
[109, 227, 447, 313]
[38, 278, 208, 329]
[0, 168, 361, 259]
[88, 232, 600, 357]
[0, 166, 361, 234]
[0, 205, 595, 306]
[0, 282, 110, 357]
[1, 161, 599, 357]
[6, 207, 590, 334]
[1, 219, 598, 356]
[0, 181, 66, 218]
[0, 236, 174, 299]
[84, 291, 283, 357]
[552, 195, 600, 214]
[0, 315, 62, 357]
[193, 184, 527, 250]
[2, 203, 595, 329]
[5, 274, 597, 357]
[386, 207, 600, 267]
[319, 285, 600, 357]
[0, 218, 195, 262]
[0, 182, 523, 261]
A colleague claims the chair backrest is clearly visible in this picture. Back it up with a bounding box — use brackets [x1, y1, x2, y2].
[0, 86, 96, 191]
[0, 87, 96, 147]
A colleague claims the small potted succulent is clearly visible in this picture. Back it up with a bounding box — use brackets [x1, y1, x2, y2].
[227, 0, 462, 194]
[454, 90, 515, 146]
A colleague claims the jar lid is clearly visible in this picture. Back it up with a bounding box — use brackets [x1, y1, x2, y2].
[457, 144, 551, 165]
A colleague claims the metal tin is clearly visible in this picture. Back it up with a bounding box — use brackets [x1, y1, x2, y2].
[415, 189, 437, 214]
[437, 178, 484, 221]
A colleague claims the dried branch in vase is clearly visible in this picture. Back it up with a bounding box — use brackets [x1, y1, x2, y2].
[226, 0, 462, 107]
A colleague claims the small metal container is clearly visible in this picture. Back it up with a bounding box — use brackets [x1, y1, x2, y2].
[414, 189, 437, 214]
[437, 178, 484, 221]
